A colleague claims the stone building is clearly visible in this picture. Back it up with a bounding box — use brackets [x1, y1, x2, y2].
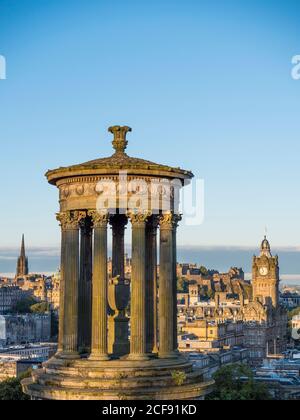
[23, 125, 213, 400]
[242, 237, 287, 364]
[179, 320, 244, 351]
[14, 273, 60, 310]
[0, 313, 51, 346]
[178, 237, 288, 366]
[0, 286, 31, 314]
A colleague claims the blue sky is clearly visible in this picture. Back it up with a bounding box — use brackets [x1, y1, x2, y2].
[0, 0, 300, 251]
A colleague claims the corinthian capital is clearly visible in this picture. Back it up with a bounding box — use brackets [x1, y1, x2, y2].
[127, 210, 152, 226]
[88, 210, 109, 228]
[159, 212, 182, 230]
[56, 211, 86, 230]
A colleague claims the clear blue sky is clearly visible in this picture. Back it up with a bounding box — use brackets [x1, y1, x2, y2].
[0, 0, 300, 248]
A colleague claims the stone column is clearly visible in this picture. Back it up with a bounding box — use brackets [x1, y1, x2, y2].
[110, 214, 127, 279]
[172, 214, 181, 353]
[58, 211, 83, 359]
[78, 216, 93, 354]
[108, 215, 130, 356]
[159, 212, 177, 358]
[127, 212, 150, 361]
[89, 211, 110, 361]
[146, 215, 159, 354]
[56, 213, 66, 355]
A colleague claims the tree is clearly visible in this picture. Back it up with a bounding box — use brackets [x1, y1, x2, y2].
[12, 296, 37, 314]
[206, 364, 272, 401]
[199, 266, 208, 276]
[30, 302, 50, 313]
[288, 307, 300, 321]
[0, 371, 31, 400]
[177, 277, 189, 293]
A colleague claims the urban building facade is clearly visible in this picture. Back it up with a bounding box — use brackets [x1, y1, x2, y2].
[0, 313, 51, 346]
[177, 237, 288, 366]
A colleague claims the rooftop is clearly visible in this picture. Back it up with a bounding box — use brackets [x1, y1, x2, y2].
[46, 126, 194, 185]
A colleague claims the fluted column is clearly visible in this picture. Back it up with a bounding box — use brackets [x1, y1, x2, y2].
[127, 212, 150, 361]
[159, 212, 177, 358]
[78, 216, 93, 354]
[89, 211, 110, 361]
[172, 214, 181, 353]
[110, 214, 127, 279]
[146, 215, 159, 354]
[108, 214, 130, 356]
[56, 214, 66, 355]
[57, 211, 83, 359]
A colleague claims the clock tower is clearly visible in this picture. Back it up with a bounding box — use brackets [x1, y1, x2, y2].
[252, 236, 279, 308]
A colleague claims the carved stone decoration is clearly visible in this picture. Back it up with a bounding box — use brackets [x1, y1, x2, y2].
[109, 125, 132, 155]
[56, 211, 86, 230]
[63, 187, 70, 198]
[108, 276, 130, 356]
[158, 212, 182, 230]
[88, 210, 109, 227]
[172, 213, 182, 228]
[76, 185, 85, 196]
[127, 210, 152, 226]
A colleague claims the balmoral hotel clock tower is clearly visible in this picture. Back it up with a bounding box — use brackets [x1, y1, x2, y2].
[252, 236, 280, 308]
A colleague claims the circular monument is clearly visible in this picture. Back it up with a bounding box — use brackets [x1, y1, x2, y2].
[22, 126, 213, 400]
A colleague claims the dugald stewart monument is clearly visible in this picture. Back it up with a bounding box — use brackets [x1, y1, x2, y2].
[22, 126, 213, 400]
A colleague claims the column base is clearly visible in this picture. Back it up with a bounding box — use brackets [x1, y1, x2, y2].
[57, 351, 81, 360]
[89, 353, 110, 361]
[126, 354, 150, 361]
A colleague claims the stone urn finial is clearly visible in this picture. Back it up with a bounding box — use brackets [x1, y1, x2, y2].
[109, 125, 132, 154]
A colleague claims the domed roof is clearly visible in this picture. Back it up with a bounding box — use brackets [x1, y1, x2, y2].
[46, 126, 194, 185]
[260, 236, 272, 257]
[261, 236, 270, 251]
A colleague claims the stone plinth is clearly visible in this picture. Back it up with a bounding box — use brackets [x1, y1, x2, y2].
[22, 355, 214, 400]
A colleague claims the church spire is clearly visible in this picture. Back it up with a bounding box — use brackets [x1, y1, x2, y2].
[21, 234, 25, 257]
[16, 234, 29, 277]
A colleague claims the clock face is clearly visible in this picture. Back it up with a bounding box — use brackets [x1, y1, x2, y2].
[259, 267, 269, 276]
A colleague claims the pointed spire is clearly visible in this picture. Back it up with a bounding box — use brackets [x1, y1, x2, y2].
[21, 234, 25, 257]
[16, 234, 29, 277]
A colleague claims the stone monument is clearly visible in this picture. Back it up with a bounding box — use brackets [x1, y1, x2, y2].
[22, 126, 213, 400]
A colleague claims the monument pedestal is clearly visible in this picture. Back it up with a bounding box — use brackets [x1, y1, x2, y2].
[22, 355, 214, 400]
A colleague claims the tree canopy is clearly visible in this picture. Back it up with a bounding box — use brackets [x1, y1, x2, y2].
[177, 277, 189, 293]
[30, 302, 50, 313]
[0, 371, 31, 400]
[12, 296, 37, 314]
[206, 364, 272, 401]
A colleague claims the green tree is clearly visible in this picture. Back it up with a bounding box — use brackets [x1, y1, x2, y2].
[177, 277, 188, 293]
[30, 301, 50, 313]
[12, 296, 37, 314]
[206, 364, 272, 401]
[0, 371, 31, 400]
[288, 307, 300, 321]
[199, 266, 208, 276]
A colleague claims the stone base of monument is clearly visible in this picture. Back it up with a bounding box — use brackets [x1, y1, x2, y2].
[22, 355, 214, 400]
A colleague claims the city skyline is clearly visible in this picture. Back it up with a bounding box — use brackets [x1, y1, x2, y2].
[1, 239, 300, 284]
[1, 0, 300, 249]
